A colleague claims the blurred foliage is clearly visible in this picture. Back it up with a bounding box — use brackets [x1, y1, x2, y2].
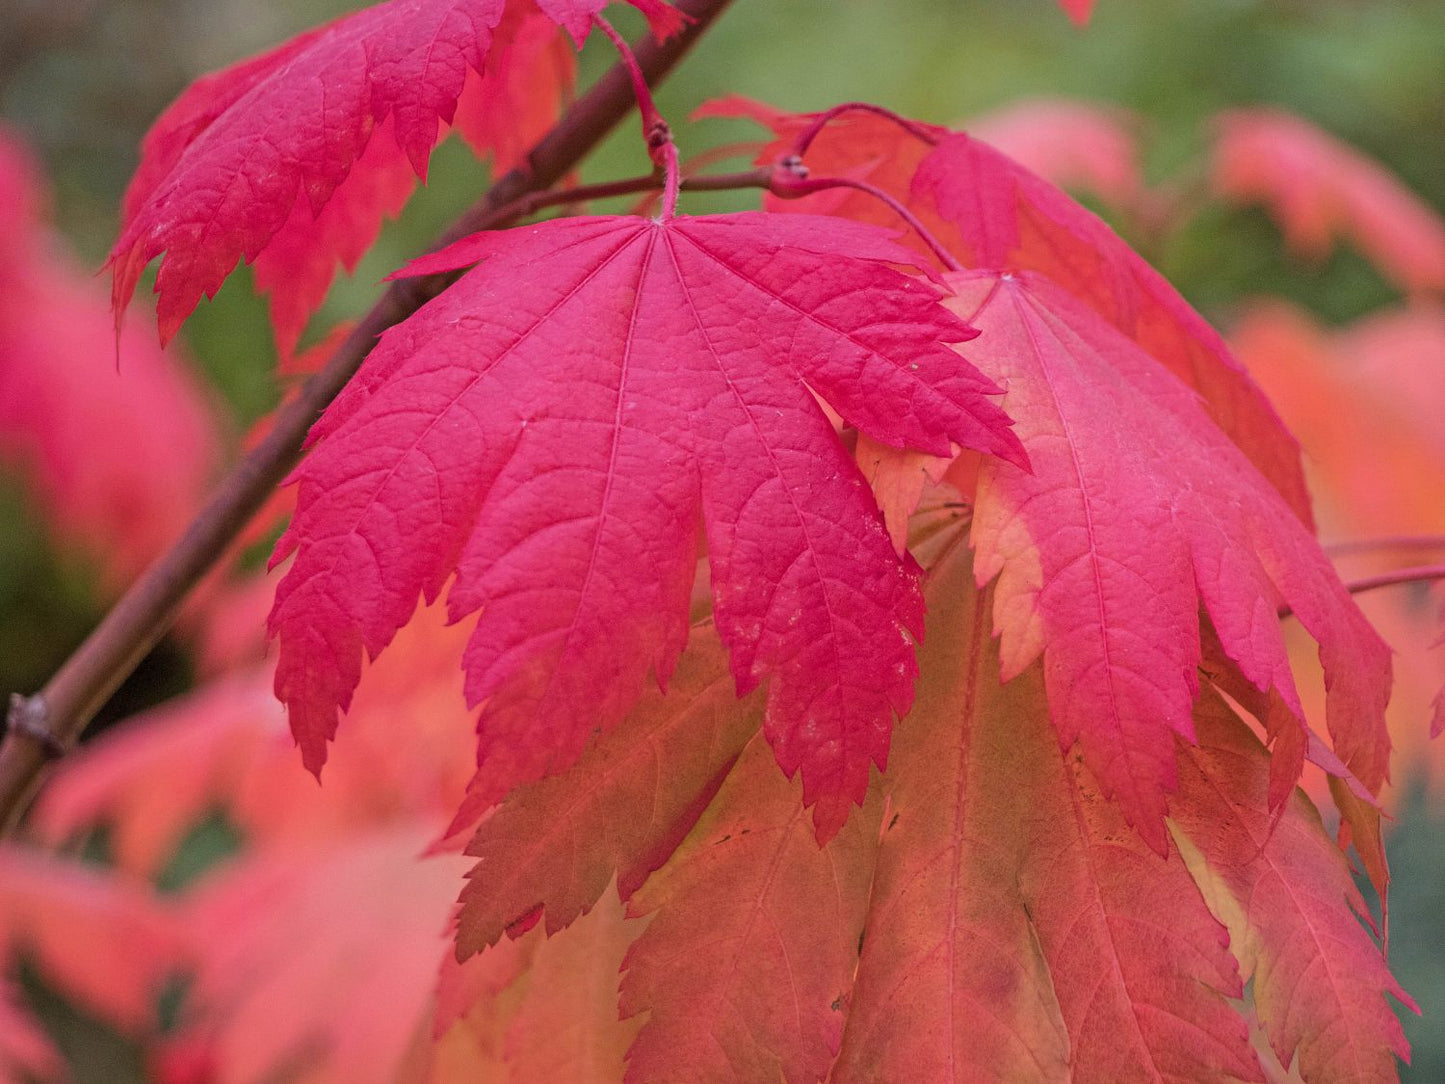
[2, 0, 1443, 1078]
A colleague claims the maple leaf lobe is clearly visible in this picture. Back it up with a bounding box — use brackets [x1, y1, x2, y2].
[951, 269, 1390, 854]
[271, 209, 1020, 842]
[108, 0, 682, 346]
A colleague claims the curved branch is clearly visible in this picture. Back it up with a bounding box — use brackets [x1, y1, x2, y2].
[771, 171, 964, 273]
[0, 0, 737, 834]
[791, 102, 942, 158]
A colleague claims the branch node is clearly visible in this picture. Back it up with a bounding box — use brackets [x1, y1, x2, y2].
[6, 694, 66, 760]
[777, 154, 809, 180]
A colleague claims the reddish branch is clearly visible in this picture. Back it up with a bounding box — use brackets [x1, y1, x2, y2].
[1340, 563, 1445, 601]
[1277, 562, 1445, 620]
[0, 0, 738, 834]
[1325, 535, 1445, 558]
[595, 14, 683, 215]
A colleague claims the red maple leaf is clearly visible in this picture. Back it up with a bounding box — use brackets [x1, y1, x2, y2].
[949, 270, 1391, 850]
[440, 523, 1409, 1079]
[708, 98, 1314, 525]
[834, 534, 1261, 1082]
[1172, 692, 1415, 1082]
[269, 210, 1023, 841]
[108, 0, 680, 350]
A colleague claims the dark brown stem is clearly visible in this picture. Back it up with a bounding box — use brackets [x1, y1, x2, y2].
[0, 0, 736, 835]
[434, 166, 775, 234]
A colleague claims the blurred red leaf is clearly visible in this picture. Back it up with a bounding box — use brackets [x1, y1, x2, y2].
[966, 98, 1143, 209]
[1213, 108, 1445, 297]
[0, 128, 221, 590]
[167, 827, 469, 1084]
[0, 845, 183, 1032]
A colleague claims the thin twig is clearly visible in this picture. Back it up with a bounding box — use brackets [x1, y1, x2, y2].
[1324, 535, 1445, 558]
[1279, 562, 1445, 619]
[444, 166, 776, 233]
[0, 0, 737, 835]
[1341, 564, 1445, 600]
[792, 101, 942, 158]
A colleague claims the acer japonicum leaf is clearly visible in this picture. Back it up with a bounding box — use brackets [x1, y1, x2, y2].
[108, 0, 677, 351]
[1172, 692, 1416, 1084]
[20, 518, 1410, 1080]
[456, 612, 877, 1081]
[947, 270, 1391, 852]
[1213, 108, 1445, 297]
[708, 97, 1314, 525]
[446, 525, 1408, 1080]
[455, 624, 762, 957]
[620, 730, 883, 1083]
[269, 210, 1023, 842]
[836, 532, 1260, 1083]
[914, 133, 1315, 527]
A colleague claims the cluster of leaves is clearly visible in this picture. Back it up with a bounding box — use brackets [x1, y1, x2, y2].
[2, 0, 1443, 1079]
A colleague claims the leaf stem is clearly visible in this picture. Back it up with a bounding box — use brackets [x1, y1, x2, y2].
[0, 0, 738, 835]
[1341, 564, 1445, 600]
[792, 102, 942, 158]
[658, 141, 682, 217]
[771, 171, 964, 273]
[594, 14, 681, 215]
[593, 15, 667, 138]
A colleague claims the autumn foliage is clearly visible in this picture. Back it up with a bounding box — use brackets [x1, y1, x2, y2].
[2, 0, 1443, 1080]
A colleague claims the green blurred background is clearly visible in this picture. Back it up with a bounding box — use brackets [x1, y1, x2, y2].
[2, 0, 1443, 1077]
